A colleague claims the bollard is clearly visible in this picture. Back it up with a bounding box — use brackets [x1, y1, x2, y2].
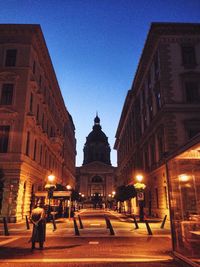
[3, 217, 9, 236]
[144, 220, 153, 235]
[78, 215, 84, 229]
[132, 214, 139, 229]
[104, 215, 109, 229]
[25, 215, 30, 230]
[160, 215, 167, 229]
[52, 214, 57, 231]
[73, 217, 80, 236]
[106, 217, 115, 235]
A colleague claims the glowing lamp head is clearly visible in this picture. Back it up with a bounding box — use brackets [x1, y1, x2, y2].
[136, 174, 143, 182]
[112, 191, 116, 195]
[179, 174, 189, 182]
[66, 184, 72, 190]
[48, 174, 55, 183]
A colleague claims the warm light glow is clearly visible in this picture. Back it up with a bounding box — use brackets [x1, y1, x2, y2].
[66, 184, 72, 190]
[108, 194, 111, 197]
[136, 174, 143, 182]
[112, 191, 116, 195]
[79, 192, 82, 195]
[81, 194, 84, 197]
[48, 174, 55, 183]
[134, 182, 146, 190]
[178, 174, 190, 182]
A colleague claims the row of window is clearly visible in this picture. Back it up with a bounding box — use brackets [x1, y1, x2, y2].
[29, 92, 59, 138]
[118, 44, 199, 163]
[4, 45, 194, 69]
[2, 47, 65, 131]
[25, 130, 61, 175]
[0, 126, 61, 174]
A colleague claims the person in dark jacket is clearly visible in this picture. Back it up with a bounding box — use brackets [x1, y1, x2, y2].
[30, 201, 46, 250]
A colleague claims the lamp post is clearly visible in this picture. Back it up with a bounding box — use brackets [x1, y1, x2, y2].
[45, 173, 56, 221]
[81, 194, 85, 209]
[134, 174, 146, 222]
[112, 191, 116, 210]
[108, 194, 112, 209]
[66, 185, 72, 220]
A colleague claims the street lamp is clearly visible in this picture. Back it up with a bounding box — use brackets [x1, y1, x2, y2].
[134, 174, 146, 222]
[112, 191, 116, 210]
[66, 184, 72, 220]
[45, 173, 56, 221]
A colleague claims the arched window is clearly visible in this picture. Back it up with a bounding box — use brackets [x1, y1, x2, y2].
[91, 176, 103, 183]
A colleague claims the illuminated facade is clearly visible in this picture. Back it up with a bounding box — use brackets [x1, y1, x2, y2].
[114, 23, 200, 219]
[76, 116, 116, 203]
[0, 24, 76, 222]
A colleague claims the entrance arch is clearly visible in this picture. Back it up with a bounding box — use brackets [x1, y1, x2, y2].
[90, 175, 104, 197]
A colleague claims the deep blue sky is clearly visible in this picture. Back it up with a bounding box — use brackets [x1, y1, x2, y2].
[0, 0, 200, 166]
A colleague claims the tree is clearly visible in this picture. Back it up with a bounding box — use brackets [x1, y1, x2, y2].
[54, 183, 66, 191]
[126, 185, 137, 200]
[71, 189, 80, 201]
[115, 185, 136, 202]
[115, 185, 127, 202]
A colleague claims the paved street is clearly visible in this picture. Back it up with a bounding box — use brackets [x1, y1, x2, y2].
[0, 209, 184, 266]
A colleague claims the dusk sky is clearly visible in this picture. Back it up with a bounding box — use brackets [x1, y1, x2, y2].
[0, 0, 200, 166]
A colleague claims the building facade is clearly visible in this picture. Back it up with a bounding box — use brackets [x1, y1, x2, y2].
[0, 24, 76, 222]
[114, 23, 200, 219]
[76, 116, 116, 204]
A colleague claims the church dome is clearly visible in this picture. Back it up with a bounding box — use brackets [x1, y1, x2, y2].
[83, 115, 111, 165]
[87, 116, 108, 143]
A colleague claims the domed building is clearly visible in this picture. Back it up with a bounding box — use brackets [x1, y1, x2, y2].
[76, 115, 116, 205]
[83, 115, 111, 165]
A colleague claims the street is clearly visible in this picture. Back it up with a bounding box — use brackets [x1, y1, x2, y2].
[0, 209, 183, 267]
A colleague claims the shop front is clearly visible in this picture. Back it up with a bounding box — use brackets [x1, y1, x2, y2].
[167, 136, 200, 266]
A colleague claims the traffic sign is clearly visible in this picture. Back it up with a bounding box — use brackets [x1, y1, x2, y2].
[137, 192, 144, 201]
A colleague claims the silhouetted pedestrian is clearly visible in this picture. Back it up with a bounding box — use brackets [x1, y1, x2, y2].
[30, 200, 46, 250]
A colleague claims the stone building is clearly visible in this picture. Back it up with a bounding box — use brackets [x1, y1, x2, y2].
[114, 23, 200, 218]
[0, 24, 76, 222]
[76, 115, 116, 204]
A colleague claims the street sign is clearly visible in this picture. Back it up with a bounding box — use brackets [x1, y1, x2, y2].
[53, 191, 71, 197]
[35, 191, 71, 197]
[137, 192, 144, 201]
[35, 191, 47, 197]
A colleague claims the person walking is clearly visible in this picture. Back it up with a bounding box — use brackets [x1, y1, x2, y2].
[30, 200, 46, 250]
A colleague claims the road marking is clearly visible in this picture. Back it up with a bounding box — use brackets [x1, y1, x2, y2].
[90, 223, 100, 226]
[0, 256, 173, 263]
[0, 237, 19, 246]
[89, 241, 99, 244]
